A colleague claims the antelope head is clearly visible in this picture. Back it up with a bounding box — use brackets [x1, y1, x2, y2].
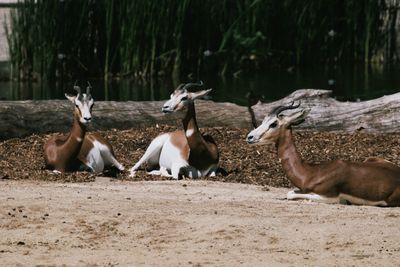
[246, 102, 308, 145]
[162, 81, 212, 116]
[65, 82, 94, 125]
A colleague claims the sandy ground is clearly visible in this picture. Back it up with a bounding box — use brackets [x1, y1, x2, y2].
[1, 180, 400, 267]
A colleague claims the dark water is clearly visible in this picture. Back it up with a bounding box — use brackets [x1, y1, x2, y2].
[1, 65, 399, 105]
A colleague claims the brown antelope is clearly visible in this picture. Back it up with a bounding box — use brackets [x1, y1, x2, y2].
[246, 102, 400, 207]
[44, 83, 124, 173]
[129, 82, 220, 179]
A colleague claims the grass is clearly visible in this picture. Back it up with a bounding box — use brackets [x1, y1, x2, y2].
[4, 0, 395, 84]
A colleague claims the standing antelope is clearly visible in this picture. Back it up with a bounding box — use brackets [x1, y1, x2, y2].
[44, 83, 124, 173]
[129, 82, 220, 179]
[246, 102, 400, 207]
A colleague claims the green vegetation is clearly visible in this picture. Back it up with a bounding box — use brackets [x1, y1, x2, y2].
[5, 0, 398, 82]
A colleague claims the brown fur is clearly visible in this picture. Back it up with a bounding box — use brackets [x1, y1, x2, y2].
[44, 110, 116, 172]
[184, 102, 219, 171]
[169, 130, 190, 160]
[277, 127, 400, 206]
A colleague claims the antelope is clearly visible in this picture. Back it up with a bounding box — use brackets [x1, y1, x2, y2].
[44, 83, 124, 173]
[246, 102, 400, 207]
[129, 82, 220, 179]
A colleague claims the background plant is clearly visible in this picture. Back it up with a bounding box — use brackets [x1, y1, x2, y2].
[5, 0, 398, 83]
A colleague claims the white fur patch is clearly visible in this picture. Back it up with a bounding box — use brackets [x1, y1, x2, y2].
[287, 190, 340, 204]
[86, 142, 104, 173]
[129, 133, 171, 176]
[148, 167, 172, 177]
[85, 140, 124, 173]
[287, 190, 388, 207]
[159, 135, 188, 170]
[76, 137, 83, 142]
[186, 129, 194, 137]
[130, 132, 218, 179]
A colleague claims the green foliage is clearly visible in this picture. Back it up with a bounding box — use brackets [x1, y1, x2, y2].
[5, 0, 389, 82]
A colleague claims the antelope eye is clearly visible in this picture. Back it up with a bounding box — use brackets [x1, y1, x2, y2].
[75, 104, 79, 108]
[270, 121, 278, 128]
[181, 96, 188, 101]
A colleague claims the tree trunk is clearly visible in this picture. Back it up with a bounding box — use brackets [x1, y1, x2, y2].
[252, 89, 400, 133]
[0, 100, 250, 139]
[1, 89, 400, 139]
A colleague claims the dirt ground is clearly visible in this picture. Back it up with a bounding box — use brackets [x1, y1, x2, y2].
[1, 179, 400, 267]
[2, 127, 400, 266]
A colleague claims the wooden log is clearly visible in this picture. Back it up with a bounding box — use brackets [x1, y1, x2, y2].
[0, 100, 251, 139]
[252, 89, 400, 133]
[1, 89, 399, 139]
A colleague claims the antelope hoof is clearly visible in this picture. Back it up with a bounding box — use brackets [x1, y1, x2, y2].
[117, 165, 125, 171]
[129, 170, 136, 178]
[286, 190, 297, 200]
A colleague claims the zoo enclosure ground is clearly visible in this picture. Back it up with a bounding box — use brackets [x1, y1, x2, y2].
[1, 126, 400, 187]
[1, 180, 400, 266]
[1, 127, 400, 265]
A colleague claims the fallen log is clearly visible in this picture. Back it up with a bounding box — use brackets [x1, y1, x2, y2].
[0, 100, 251, 139]
[0, 89, 399, 139]
[252, 89, 400, 133]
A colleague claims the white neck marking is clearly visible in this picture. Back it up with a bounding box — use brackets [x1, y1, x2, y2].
[186, 129, 194, 137]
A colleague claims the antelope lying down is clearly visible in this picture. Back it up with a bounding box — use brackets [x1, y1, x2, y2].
[44, 83, 124, 173]
[129, 82, 220, 179]
[247, 102, 400, 207]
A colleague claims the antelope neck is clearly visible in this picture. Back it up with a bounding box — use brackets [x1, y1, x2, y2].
[277, 127, 309, 189]
[181, 100, 218, 171]
[182, 102, 200, 139]
[62, 112, 86, 158]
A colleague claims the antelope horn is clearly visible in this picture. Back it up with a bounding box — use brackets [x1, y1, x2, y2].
[270, 101, 301, 116]
[175, 83, 186, 92]
[183, 80, 204, 91]
[86, 81, 92, 95]
[73, 80, 81, 95]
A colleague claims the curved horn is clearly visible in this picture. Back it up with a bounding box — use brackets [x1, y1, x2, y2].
[86, 81, 92, 95]
[73, 80, 81, 95]
[270, 101, 301, 116]
[175, 83, 186, 92]
[182, 80, 204, 91]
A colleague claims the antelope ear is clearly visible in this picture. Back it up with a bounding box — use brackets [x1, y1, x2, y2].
[283, 109, 310, 127]
[65, 93, 76, 103]
[189, 88, 212, 100]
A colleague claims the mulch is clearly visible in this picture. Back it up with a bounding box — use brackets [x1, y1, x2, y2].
[1, 125, 400, 188]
